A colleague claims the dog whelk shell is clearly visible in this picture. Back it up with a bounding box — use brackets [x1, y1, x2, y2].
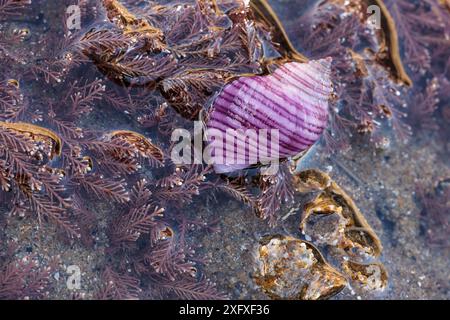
[206, 59, 333, 174]
[254, 235, 347, 300]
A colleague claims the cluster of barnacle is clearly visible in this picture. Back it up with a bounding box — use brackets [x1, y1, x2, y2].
[254, 169, 388, 300]
[285, 0, 450, 149]
[1, 0, 243, 299]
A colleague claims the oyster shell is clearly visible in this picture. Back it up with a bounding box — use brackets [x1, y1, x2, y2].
[296, 169, 382, 259]
[0, 121, 62, 159]
[342, 260, 388, 291]
[254, 234, 347, 300]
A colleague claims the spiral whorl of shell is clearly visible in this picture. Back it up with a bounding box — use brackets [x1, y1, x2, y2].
[206, 58, 333, 173]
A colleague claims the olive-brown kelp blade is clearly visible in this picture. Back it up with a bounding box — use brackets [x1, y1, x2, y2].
[249, 0, 309, 63]
[369, 0, 412, 86]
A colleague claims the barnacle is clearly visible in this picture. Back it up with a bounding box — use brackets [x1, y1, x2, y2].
[366, 0, 412, 86]
[80, 156, 94, 173]
[295, 169, 382, 259]
[342, 261, 388, 291]
[158, 226, 174, 241]
[0, 121, 62, 159]
[254, 235, 347, 300]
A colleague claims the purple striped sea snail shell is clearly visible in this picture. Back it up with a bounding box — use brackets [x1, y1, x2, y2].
[205, 58, 333, 174]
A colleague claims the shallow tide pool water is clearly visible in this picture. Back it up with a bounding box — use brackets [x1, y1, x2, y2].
[0, 0, 448, 300]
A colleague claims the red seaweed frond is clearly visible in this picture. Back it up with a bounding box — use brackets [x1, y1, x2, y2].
[95, 267, 141, 300]
[256, 163, 295, 226]
[154, 274, 227, 300]
[0, 0, 30, 18]
[0, 255, 53, 300]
